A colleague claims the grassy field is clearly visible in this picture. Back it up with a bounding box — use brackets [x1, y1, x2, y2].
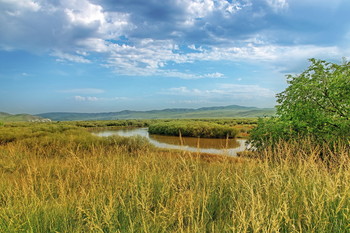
[1, 122, 350, 232]
[0, 112, 48, 122]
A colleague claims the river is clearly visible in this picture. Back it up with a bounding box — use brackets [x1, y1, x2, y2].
[93, 127, 247, 156]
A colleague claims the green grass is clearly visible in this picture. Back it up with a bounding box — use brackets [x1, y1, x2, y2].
[0, 112, 47, 122]
[0, 122, 350, 232]
[64, 118, 255, 138]
[149, 121, 238, 138]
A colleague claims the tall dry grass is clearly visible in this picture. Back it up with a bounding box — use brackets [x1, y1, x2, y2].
[0, 124, 350, 232]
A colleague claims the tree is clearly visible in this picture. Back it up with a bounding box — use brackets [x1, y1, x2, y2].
[250, 58, 350, 149]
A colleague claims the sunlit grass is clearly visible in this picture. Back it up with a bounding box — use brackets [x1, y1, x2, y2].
[0, 123, 349, 232]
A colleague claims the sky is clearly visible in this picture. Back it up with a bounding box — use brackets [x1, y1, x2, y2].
[0, 0, 349, 114]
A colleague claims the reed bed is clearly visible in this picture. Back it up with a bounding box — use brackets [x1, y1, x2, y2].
[149, 121, 238, 138]
[0, 124, 350, 232]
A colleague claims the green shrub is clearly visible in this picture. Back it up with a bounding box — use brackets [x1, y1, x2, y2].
[250, 58, 350, 151]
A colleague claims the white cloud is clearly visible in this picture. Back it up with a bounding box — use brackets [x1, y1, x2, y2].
[0, 0, 132, 54]
[163, 83, 276, 107]
[73, 95, 128, 102]
[102, 38, 275, 76]
[203, 72, 224, 78]
[76, 38, 109, 52]
[159, 70, 224, 79]
[185, 0, 215, 18]
[104, 39, 183, 75]
[166, 84, 275, 99]
[217, 84, 275, 98]
[181, 0, 248, 25]
[0, 0, 349, 79]
[63, 0, 132, 38]
[266, 0, 289, 12]
[74, 95, 87, 101]
[102, 37, 341, 76]
[74, 96, 99, 101]
[51, 50, 91, 63]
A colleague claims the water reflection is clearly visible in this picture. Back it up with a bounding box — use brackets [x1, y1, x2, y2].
[94, 128, 247, 156]
[149, 134, 240, 149]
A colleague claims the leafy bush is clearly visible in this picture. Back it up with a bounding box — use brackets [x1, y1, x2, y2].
[250, 58, 350, 151]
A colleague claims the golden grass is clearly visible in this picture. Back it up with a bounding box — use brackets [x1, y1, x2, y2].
[0, 124, 350, 232]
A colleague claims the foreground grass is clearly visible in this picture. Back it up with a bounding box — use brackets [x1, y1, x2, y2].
[0, 123, 350, 232]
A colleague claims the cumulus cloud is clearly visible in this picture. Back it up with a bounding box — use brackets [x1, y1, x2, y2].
[0, 0, 131, 53]
[64, 0, 105, 26]
[1, 0, 349, 75]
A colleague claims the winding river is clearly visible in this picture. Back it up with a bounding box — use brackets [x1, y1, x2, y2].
[94, 128, 247, 156]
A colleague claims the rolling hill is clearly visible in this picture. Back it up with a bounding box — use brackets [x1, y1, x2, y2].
[0, 112, 51, 122]
[36, 105, 275, 121]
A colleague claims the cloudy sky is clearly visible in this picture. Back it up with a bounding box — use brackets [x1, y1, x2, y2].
[1, 0, 349, 114]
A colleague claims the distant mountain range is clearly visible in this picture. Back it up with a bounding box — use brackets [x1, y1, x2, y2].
[36, 105, 275, 121]
[0, 112, 51, 122]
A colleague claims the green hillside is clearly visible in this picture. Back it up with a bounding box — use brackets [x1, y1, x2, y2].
[0, 112, 51, 122]
[37, 105, 275, 121]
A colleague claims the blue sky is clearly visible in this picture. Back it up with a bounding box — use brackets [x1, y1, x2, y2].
[1, 0, 349, 114]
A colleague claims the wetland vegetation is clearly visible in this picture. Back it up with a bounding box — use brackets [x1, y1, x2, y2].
[0, 119, 350, 232]
[1, 59, 350, 232]
[94, 127, 247, 156]
[148, 121, 238, 138]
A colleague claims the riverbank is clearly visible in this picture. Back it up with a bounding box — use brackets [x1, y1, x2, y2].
[93, 127, 247, 156]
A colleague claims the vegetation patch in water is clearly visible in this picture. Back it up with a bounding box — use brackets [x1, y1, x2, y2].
[149, 121, 238, 138]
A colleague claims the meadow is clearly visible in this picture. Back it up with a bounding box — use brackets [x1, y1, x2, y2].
[0, 121, 350, 232]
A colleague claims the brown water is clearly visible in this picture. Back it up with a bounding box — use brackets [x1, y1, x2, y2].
[94, 128, 247, 156]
